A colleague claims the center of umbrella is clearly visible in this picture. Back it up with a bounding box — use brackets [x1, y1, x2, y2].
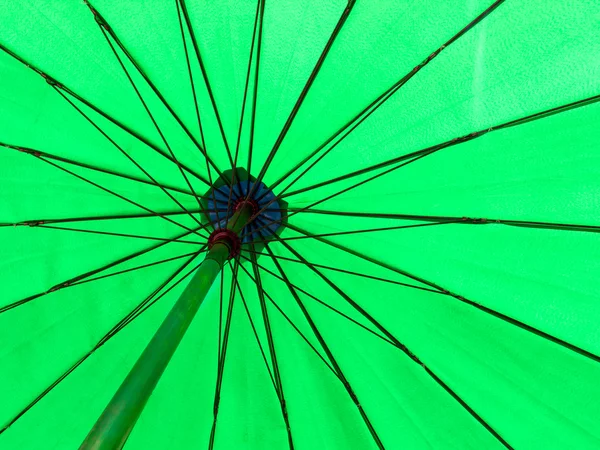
[204, 170, 286, 257]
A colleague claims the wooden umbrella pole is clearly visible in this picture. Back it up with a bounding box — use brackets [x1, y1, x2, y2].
[80, 204, 253, 450]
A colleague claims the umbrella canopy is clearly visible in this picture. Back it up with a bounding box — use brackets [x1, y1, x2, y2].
[1, 0, 600, 449]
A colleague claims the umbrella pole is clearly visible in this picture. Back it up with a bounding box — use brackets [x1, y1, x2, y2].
[80, 205, 252, 450]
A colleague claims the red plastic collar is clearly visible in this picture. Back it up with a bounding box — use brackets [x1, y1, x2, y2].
[208, 228, 241, 259]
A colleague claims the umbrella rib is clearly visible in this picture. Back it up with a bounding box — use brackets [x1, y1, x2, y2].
[259, 220, 461, 242]
[249, 248, 295, 449]
[242, 248, 443, 296]
[0, 251, 201, 435]
[249, 249, 281, 393]
[282, 93, 600, 199]
[235, 262, 295, 450]
[178, 0, 235, 170]
[287, 223, 600, 364]
[217, 269, 224, 362]
[241, 151, 430, 240]
[0, 42, 215, 189]
[237, 263, 338, 377]
[72, 251, 200, 286]
[245, 0, 265, 193]
[226, 0, 266, 233]
[52, 86, 206, 228]
[291, 208, 600, 234]
[252, 0, 357, 197]
[0, 142, 204, 200]
[263, 243, 386, 450]
[275, 238, 512, 449]
[232, 267, 278, 391]
[85, 1, 228, 185]
[0, 225, 203, 315]
[243, 94, 600, 238]
[1, 208, 215, 228]
[95, 24, 207, 228]
[32, 153, 209, 238]
[290, 209, 476, 221]
[2, 142, 212, 238]
[224, 0, 263, 220]
[175, 0, 221, 228]
[287, 222, 446, 293]
[240, 252, 396, 347]
[36, 224, 204, 244]
[208, 259, 239, 450]
[265, 0, 507, 198]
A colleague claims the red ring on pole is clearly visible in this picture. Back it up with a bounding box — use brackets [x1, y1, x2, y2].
[208, 228, 241, 259]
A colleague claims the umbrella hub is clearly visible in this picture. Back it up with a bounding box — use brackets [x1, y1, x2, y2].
[206, 178, 285, 248]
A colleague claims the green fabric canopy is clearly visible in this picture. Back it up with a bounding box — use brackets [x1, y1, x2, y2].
[1, 0, 600, 448]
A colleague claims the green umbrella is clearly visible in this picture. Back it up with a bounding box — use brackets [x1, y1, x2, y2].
[1, 0, 600, 448]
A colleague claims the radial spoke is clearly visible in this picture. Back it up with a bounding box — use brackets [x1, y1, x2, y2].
[274, 237, 512, 449]
[287, 222, 446, 292]
[85, 1, 229, 185]
[218, 269, 224, 362]
[244, 150, 429, 238]
[263, 242, 385, 450]
[176, 0, 220, 227]
[178, 0, 235, 169]
[0, 208, 212, 228]
[22, 151, 208, 238]
[288, 208, 600, 234]
[250, 247, 294, 448]
[0, 251, 201, 434]
[260, 219, 460, 242]
[288, 209, 475, 222]
[53, 87, 206, 228]
[285, 223, 600, 364]
[242, 248, 443, 295]
[73, 251, 200, 286]
[222, 0, 267, 232]
[245, 0, 265, 192]
[208, 259, 238, 450]
[246, 94, 600, 238]
[0, 225, 203, 315]
[239, 252, 395, 346]
[253, 0, 357, 194]
[2, 142, 210, 238]
[267, 0, 507, 196]
[249, 249, 280, 391]
[36, 224, 204, 244]
[231, 266, 277, 391]
[0, 41, 214, 188]
[0, 142, 204, 200]
[224, 0, 262, 219]
[237, 263, 337, 377]
[93, 20, 207, 228]
[283, 94, 600, 199]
